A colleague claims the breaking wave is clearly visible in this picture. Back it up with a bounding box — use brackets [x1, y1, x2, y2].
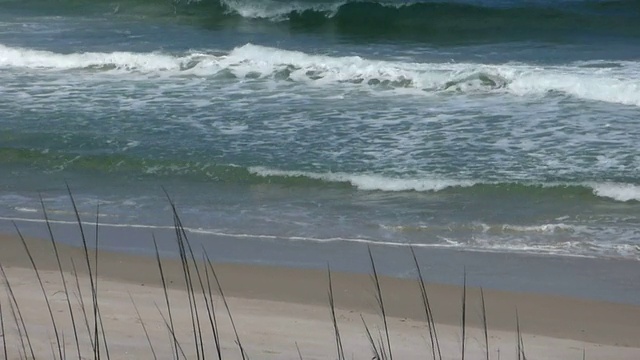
[2, 43, 640, 107]
[3, 147, 638, 202]
[4, 0, 640, 43]
[211, 0, 640, 43]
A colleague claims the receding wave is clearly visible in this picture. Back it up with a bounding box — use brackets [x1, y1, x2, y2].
[3, 148, 638, 202]
[3, 43, 640, 107]
[3, 215, 639, 259]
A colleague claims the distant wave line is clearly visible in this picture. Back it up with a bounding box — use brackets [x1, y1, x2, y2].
[0, 215, 605, 259]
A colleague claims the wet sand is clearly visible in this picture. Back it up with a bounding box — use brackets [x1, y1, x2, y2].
[1, 234, 640, 359]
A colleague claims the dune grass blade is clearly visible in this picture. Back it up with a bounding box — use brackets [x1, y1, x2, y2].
[0, 264, 35, 359]
[40, 194, 82, 359]
[160, 188, 205, 360]
[367, 246, 392, 360]
[1, 301, 8, 360]
[361, 314, 381, 360]
[65, 183, 100, 360]
[409, 246, 441, 360]
[170, 204, 221, 360]
[327, 265, 345, 360]
[480, 288, 489, 360]
[516, 308, 522, 360]
[6, 292, 26, 359]
[202, 251, 222, 360]
[295, 341, 303, 360]
[71, 259, 95, 351]
[94, 203, 111, 360]
[62, 331, 67, 360]
[376, 328, 387, 360]
[128, 292, 157, 360]
[152, 235, 179, 360]
[519, 316, 526, 360]
[154, 303, 188, 360]
[461, 269, 467, 360]
[49, 333, 58, 360]
[12, 222, 63, 360]
[169, 210, 205, 360]
[203, 250, 248, 360]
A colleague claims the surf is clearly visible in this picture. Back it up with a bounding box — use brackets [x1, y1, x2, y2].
[2, 43, 640, 107]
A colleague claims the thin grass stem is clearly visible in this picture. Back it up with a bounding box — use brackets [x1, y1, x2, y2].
[361, 315, 381, 360]
[128, 292, 157, 360]
[409, 247, 441, 360]
[71, 258, 94, 351]
[154, 303, 188, 360]
[152, 235, 179, 360]
[367, 246, 392, 360]
[40, 194, 82, 359]
[480, 288, 489, 360]
[0, 300, 8, 360]
[65, 183, 100, 360]
[203, 250, 248, 360]
[12, 222, 63, 360]
[295, 341, 303, 360]
[461, 269, 467, 360]
[162, 191, 203, 360]
[0, 263, 35, 359]
[202, 251, 222, 360]
[327, 265, 345, 360]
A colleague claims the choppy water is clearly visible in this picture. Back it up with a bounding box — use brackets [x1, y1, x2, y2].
[1, 0, 639, 260]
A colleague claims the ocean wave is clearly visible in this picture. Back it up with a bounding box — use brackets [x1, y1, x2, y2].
[2, 43, 640, 106]
[214, 0, 640, 42]
[0, 44, 192, 71]
[5, 0, 638, 43]
[2, 148, 639, 202]
[217, 0, 640, 27]
[382, 222, 581, 235]
[248, 166, 476, 191]
[590, 182, 640, 202]
[250, 167, 640, 201]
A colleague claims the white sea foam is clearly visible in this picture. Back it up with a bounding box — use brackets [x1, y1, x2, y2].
[589, 182, 640, 202]
[250, 166, 640, 203]
[2, 43, 640, 106]
[220, 0, 342, 20]
[219, 0, 419, 20]
[248, 166, 476, 191]
[2, 215, 631, 259]
[14, 207, 38, 213]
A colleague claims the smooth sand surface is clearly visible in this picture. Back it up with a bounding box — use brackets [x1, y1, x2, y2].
[1, 233, 640, 359]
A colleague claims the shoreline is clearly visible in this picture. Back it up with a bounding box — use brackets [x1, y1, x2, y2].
[3, 218, 640, 304]
[1, 233, 640, 357]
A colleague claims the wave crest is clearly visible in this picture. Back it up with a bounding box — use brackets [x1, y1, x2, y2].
[2, 43, 640, 107]
[214, 0, 640, 43]
[248, 166, 476, 191]
[590, 182, 640, 202]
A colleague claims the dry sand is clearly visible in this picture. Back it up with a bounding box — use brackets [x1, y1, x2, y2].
[1, 233, 639, 359]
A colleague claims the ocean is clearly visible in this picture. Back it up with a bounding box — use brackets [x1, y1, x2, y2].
[1, 0, 639, 270]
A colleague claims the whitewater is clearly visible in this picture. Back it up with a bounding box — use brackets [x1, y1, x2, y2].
[0, 0, 639, 262]
[2, 43, 640, 107]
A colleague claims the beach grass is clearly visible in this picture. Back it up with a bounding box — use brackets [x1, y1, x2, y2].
[1, 188, 632, 359]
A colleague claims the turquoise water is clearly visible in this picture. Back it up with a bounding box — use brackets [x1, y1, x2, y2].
[1, 0, 639, 260]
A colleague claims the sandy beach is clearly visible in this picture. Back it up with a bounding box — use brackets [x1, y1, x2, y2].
[0, 233, 639, 359]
